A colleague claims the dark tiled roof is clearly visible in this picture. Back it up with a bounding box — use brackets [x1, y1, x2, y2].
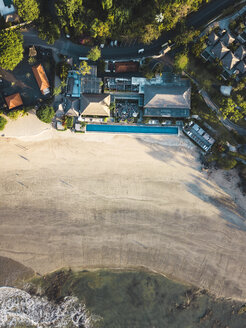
[220, 32, 235, 46]
[235, 60, 246, 74]
[221, 52, 239, 70]
[208, 31, 219, 45]
[64, 97, 80, 116]
[234, 45, 246, 60]
[211, 41, 229, 59]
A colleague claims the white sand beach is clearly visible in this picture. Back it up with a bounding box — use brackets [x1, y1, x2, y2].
[0, 114, 246, 300]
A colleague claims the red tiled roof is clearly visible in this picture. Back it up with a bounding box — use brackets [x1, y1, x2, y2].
[115, 61, 139, 73]
[5, 93, 23, 109]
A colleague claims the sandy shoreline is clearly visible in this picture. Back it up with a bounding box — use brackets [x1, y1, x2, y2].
[0, 115, 246, 300]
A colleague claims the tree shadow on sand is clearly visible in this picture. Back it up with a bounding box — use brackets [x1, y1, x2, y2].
[135, 135, 198, 168]
[185, 179, 246, 232]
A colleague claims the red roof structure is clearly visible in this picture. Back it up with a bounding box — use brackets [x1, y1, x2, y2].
[5, 93, 23, 109]
[32, 64, 50, 95]
[115, 61, 139, 73]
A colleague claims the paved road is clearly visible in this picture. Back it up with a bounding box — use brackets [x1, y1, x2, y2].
[23, 0, 239, 60]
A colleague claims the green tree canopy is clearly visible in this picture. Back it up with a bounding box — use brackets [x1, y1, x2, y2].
[102, 0, 113, 10]
[174, 53, 189, 71]
[0, 115, 7, 131]
[14, 0, 39, 21]
[36, 105, 55, 123]
[0, 30, 24, 71]
[76, 61, 91, 75]
[37, 18, 61, 45]
[219, 98, 244, 122]
[141, 24, 161, 44]
[55, 0, 83, 27]
[87, 46, 101, 61]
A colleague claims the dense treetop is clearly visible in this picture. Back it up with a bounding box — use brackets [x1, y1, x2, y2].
[53, 0, 206, 43]
[0, 30, 23, 71]
[14, 0, 40, 21]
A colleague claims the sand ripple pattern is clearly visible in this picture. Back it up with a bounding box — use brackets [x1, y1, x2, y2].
[0, 287, 94, 327]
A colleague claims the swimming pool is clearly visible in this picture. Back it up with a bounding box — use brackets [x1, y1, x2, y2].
[86, 124, 179, 134]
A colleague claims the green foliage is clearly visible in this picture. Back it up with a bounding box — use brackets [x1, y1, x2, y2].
[174, 53, 189, 71]
[140, 58, 155, 79]
[0, 30, 23, 71]
[90, 18, 110, 38]
[14, 0, 39, 21]
[36, 105, 55, 123]
[53, 81, 66, 96]
[217, 156, 237, 170]
[192, 34, 208, 57]
[54, 0, 204, 41]
[0, 115, 7, 131]
[175, 28, 200, 47]
[76, 61, 91, 75]
[102, 0, 113, 10]
[219, 98, 244, 122]
[37, 18, 61, 45]
[87, 46, 101, 61]
[28, 56, 36, 65]
[7, 109, 25, 120]
[55, 0, 83, 28]
[64, 116, 74, 128]
[56, 60, 71, 80]
[141, 24, 161, 44]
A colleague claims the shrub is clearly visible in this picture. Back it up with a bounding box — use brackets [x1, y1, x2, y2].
[174, 53, 189, 71]
[7, 109, 25, 120]
[217, 156, 237, 170]
[36, 105, 55, 123]
[66, 116, 73, 128]
[0, 115, 7, 130]
[87, 46, 101, 61]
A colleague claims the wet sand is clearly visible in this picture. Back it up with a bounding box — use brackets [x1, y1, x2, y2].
[0, 125, 246, 300]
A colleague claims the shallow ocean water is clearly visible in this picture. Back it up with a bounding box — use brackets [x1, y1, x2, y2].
[29, 269, 246, 328]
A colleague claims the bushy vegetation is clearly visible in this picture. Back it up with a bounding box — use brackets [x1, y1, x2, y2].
[87, 46, 101, 61]
[52, 0, 206, 43]
[36, 105, 55, 123]
[0, 30, 23, 70]
[7, 109, 26, 120]
[174, 53, 189, 71]
[13, 0, 39, 21]
[0, 115, 7, 131]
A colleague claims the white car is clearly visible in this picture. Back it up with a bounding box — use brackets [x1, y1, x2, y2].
[114, 40, 118, 47]
[138, 48, 144, 54]
[100, 44, 104, 48]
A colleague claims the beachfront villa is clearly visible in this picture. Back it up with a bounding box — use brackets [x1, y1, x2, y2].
[143, 82, 191, 118]
[62, 67, 109, 119]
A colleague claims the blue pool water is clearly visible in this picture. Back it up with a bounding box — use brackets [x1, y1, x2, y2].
[86, 124, 179, 134]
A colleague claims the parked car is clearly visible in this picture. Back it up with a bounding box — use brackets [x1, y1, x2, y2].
[138, 48, 144, 54]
